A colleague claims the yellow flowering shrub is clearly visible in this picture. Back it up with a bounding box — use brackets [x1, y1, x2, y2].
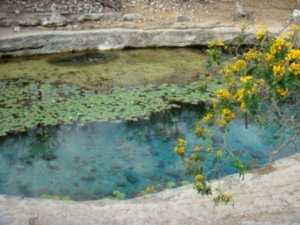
[232, 59, 247, 72]
[273, 64, 286, 77]
[173, 24, 299, 205]
[221, 108, 235, 122]
[216, 89, 232, 99]
[289, 62, 300, 75]
[195, 174, 203, 180]
[286, 49, 300, 61]
[244, 49, 260, 61]
[240, 75, 253, 83]
[202, 113, 213, 122]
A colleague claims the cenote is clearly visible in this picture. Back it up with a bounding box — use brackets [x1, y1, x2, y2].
[0, 48, 298, 201]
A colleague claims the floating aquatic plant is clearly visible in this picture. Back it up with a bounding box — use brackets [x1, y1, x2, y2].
[0, 78, 222, 136]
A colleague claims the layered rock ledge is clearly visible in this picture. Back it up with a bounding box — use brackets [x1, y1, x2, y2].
[1, 153, 299, 225]
[0, 27, 252, 57]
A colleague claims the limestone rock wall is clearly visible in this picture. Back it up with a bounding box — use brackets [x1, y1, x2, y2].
[0, 27, 250, 57]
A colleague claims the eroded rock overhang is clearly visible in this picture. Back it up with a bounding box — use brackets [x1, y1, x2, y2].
[0, 27, 255, 57]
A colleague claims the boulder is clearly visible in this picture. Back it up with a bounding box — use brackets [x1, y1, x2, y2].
[17, 18, 40, 26]
[176, 15, 190, 22]
[102, 12, 123, 20]
[78, 13, 104, 22]
[123, 13, 140, 21]
[41, 12, 70, 27]
[13, 26, 21, 33]
[0, 12, 7, 20]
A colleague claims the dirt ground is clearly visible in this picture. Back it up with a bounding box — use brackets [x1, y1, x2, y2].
[0, 0, 299, 35]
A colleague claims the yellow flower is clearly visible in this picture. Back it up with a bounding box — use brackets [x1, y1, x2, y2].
[244, 49, 259, 61]
[217, 119, 228, 128]
[203, 113, 213, 122]
[256, 24, 268, 40]
[234, 88, 245, 102]
[277, 87, 289, 97]
[232, 59, 247, 72]
[273, 65, 286, 77]
[194, 146, 203, 152]
[208, 38, 225, 48]
[289, 62, 300, 75]
[216, 89, 232, 99]
[195, 182, 203, 189]
[206, 147, 213, 152]
[183, 157, 190, 164]
[177, 138, 187, 146]
[240, 102, 247, 112]
[221, 108, 235, 121]
[286, 49, 300, 61]
[265, 53, 275, 62]
[195, 127, 201, 135]
[240, 75, 253, 83]
[222, 65, 233, 78]
[223, 193, 232, 201]
[195, 122, 203, 135]
[270, 37, 292, 55]
[174, 146, 185, 155]
[190, 154, 197, 160]
[195, 174, 203, 181]
[256, 79, 266, 86]
[274, 37, 292, 50]
[216, 150, 223, 157]
[289, 24, 300, 32]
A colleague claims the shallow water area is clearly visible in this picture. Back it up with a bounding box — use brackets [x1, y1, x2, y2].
[0, 48, 207, 89]
[0, 104, 297, 201]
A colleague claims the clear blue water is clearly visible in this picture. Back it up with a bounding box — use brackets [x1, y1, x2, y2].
[0, 104, 297, 201]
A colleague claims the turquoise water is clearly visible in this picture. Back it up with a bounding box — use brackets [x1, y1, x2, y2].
[0, 104, 295, 201]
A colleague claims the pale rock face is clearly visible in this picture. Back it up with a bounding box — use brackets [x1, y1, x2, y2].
[0, 27, 247, 57]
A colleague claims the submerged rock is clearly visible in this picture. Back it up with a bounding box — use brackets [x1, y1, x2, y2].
[124, 171, 139, 184]
[166, 172, 180, 179]
[41, 152, 57, 161]
[89, 168, 97, 173]
[72, 181, 80, 187]
[15, 165, 25, 172]
[150, 150, 159, 156]
[156, 161, 165, 168]
[71, 191, 89, 201]
[116, 182, 127, 188]
[80, 175, 96, 182]
[36, 188, 53, 196]
[59, 188, 70, 195]
[48, 161, 60, 170]
[18, 185, 33, 197]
